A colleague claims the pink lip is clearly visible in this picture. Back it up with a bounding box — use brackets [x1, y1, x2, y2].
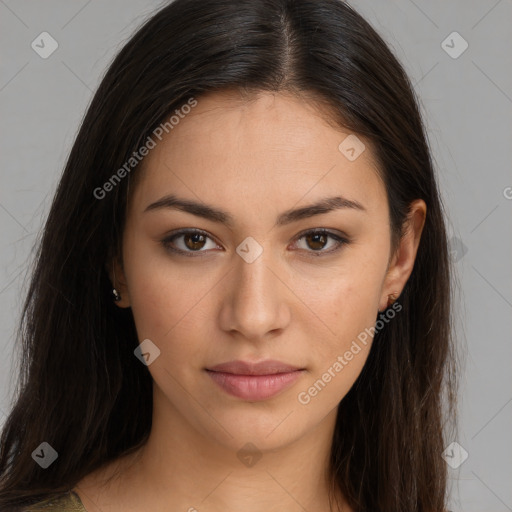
[206, 360, 305, 401]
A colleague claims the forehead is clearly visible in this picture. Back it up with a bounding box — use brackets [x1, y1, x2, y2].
[129, 90, 386, 219]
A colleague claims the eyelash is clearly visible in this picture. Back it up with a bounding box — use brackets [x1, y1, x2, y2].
[160, 228, 350, 258]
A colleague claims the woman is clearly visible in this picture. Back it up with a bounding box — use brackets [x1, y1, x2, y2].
[0, 0, 457, 510]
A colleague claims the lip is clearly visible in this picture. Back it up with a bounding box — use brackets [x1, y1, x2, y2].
[207, 359, 302, 375]
[206, 360, 305, 401]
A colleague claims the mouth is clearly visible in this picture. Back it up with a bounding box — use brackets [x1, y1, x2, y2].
[205, 359, 305, 401]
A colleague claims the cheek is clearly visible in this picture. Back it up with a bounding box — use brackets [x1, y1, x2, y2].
[294, 278, 381, 412]
[300, 252, 384, 332]
[122, 235, 224, 368]
[309, 287, 378, 372]
[295, 251, 386, 384]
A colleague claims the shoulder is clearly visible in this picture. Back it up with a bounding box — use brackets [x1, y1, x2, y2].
[23, 491, 86, 511]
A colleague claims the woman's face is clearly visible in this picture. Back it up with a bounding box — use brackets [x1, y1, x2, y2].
[114, 90, 424, 452]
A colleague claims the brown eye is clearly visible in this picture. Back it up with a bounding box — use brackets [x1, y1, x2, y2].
[293, 229, 348, 256]
[162, 228, 349, 258]
[183, 233, 207, 251]
[161, 229, 219, 256]
[304, 232, 329, 251]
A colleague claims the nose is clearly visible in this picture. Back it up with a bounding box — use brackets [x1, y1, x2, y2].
[218, 246, 291, 343]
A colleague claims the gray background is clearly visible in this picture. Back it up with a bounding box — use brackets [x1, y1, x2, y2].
[0, 1, 511, 510]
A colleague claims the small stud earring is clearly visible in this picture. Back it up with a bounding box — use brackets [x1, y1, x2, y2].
[387, 292, 399, 308]
[112, 259, 121, 302]
[112, 288, 121, 302]
[379, 292, 399, 313]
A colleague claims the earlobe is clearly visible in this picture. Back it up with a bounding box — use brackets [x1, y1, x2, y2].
[379, 199, 427, 312]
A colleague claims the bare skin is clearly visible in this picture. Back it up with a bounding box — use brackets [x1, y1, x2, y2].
[75, 90, 426, 512]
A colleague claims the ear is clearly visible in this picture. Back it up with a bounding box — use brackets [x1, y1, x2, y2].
[378, 199, 427, 311]
[106, 255, 131, 308]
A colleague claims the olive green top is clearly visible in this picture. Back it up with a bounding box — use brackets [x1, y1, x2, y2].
[23, 491, 87, 511]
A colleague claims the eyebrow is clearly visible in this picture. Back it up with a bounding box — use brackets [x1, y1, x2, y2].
[143, 193, 366, 227]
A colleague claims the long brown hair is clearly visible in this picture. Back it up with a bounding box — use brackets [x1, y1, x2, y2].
[0, 1, 458, 510]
